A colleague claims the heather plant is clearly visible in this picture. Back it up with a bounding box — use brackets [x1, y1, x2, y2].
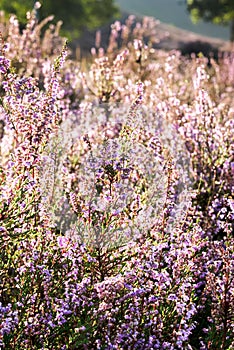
[175, 61, 234, 238]
[0, 5, 234, 350]
[199, 235, 234, 349]
[0, 4, 65, 79]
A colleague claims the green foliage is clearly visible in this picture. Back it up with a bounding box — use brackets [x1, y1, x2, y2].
[0, 0, 119, 38]
[0, 0, 32, 24]
[186, 0, 234, 41]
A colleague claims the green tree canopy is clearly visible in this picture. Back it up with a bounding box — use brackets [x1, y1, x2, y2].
[185, 0, 234, 41]
[0, 0, 119, 39]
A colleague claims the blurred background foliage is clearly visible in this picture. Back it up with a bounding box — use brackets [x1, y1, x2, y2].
[0, 1, 233, 41]
[0, 0, 120, 39]
[186, 0, 234, 41]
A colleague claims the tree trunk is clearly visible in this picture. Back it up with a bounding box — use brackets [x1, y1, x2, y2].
[230, 18, 234, 43]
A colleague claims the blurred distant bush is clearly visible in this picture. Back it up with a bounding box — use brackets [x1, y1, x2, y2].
[185, 0, 234, 42]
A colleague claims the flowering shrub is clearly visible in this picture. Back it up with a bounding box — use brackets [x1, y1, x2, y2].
[0, 5, 233, 350]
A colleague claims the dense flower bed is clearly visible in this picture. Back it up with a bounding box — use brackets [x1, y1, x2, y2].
[0, 5, 233, 350]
